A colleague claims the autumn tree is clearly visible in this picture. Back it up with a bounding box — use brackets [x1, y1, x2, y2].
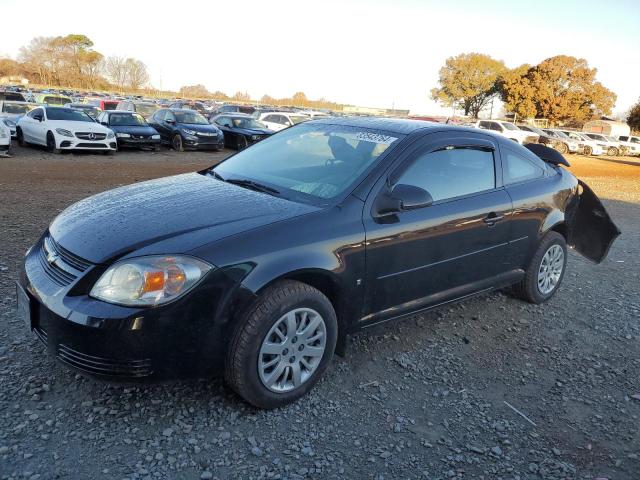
[104, 56, 127, 89]
[260, 94, 276, 105]
[500, 55, 616, 123]
[292, 91, 308, 106]
[179, 84, 210, 98]
[626, 99, 640, 131]
[232, 91, 251, 102]
[431, 53, 506, 117]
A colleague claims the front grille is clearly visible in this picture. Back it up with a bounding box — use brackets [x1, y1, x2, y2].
[76, 143, 107, 148]
[196, 132, 215, 137]
[75, 132, 107, 140]
[37, 235, 91, 286]
[57, 343, 153, 377]
[130, 134, 149, 140]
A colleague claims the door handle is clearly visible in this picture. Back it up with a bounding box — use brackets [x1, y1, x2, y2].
[483, 212, 505, 226]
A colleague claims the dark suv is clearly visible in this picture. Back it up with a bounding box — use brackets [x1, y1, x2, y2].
[17, 118, 618, 408]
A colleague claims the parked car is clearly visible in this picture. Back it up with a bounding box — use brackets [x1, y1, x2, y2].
[210, 113, 274, 150]
[213, 104, 257, 116]
[517, 125, 563, 151]
[97, 111, 161, 151]
[16, 106, 116, 154]
[614, 135, 640, 156]
[168, 101, 209, 117]
[65, 103, 102, 120]
[115, 100, 159, 119]
[84, 98, 119, 111]
[475, 120, 539, 144]
[0, 101, 39, 138]
[583, 133, 626, 156]
[258, 111, 309, 132]
[148, 108, 224, 151]
[17, 118, 619, 408]
[541, 129, 582, 154]
[34, 93, 72, 107]
[558, 131, 604, 156]
[0, 91, 26, 102]
[0, 118, 10, 154]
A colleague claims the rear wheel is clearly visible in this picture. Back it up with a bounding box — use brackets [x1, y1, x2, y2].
[172, 134, 184, 151]
[513, 232, 567, 304]
[583, 145, 593, 156]
[556, 142, 568, 154]
[46, 132, 59, 154]
[225, 280, 337, 409]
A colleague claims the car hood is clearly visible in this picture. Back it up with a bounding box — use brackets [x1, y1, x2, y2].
[49, 172, 319, 264]
[177, 123, 220, 134]
[231, 127, 274, 135]
[109, 125, 158, 135]
[49, 120, 111, 133]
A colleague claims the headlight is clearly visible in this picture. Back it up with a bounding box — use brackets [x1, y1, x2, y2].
[152, 134, 160, 139]
[3, 119, 16, 128]
[90, 255, 212, 307]
[56, 128, 73, 137]
[107, 131, 115, 139]
[0, 130, 8, 139]
[182, 128, 197, 136]
[251, 135, 258, 141]
[116, 133, 131, 138]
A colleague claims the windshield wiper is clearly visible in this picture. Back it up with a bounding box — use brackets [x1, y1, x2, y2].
[226, 178, 281, 196]
[208, 170, 226, 181]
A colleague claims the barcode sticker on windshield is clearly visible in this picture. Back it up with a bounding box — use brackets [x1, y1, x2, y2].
[354, 132, 398, 144]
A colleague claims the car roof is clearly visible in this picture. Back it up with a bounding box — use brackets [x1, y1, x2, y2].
[216, 113, 252, 118]
[307, 116, 444, 135]
[169, 108, 203, 113]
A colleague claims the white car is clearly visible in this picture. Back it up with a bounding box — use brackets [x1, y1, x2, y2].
[475, 120, 539, 144]
[616, 135, 640, 156]
[258, 112, 309, 132]
[17, 106, 116, 154]
[583, 133, 625, 156]
[559, 131, 604, 156]
[0, 119, 10, 155]
[301, 110, 331, 120]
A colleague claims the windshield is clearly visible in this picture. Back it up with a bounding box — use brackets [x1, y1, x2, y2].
[605, 136, 618, 142]
[135, 103, 158, 117]
[552, 130, 571, 140]
[502, 122, 519, 131]
[2, 102, 29, 115]
[520, 125, 544, 135]
[630, 137, 640, 144]
[231, 117, 267, 129]
[587, 134, 604, 141]
[44, 96, 71, 106]
[214, 124, 401, 203]
[175, 111, 208, 124]
[290, 115, 308, 125]
[46, 108, 93, 122]
[110, 113, 147, 126]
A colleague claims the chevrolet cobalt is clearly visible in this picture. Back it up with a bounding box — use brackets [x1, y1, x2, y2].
[17, 118, 619, 408]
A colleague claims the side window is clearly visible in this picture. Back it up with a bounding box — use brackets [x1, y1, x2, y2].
[396, 147, 495, 202]
[489, 122, 503, 132]
[619, 136, 628, 141]
[503, 149, 545, 184]
[263, 115, 276, 123]
[216, 117, 232, 127]
[164, 111, 176, 122]
[478, 121, 490, 129]
[27, 109, 39, 119]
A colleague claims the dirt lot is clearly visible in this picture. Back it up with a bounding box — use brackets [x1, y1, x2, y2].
[0, 144, 639, 480]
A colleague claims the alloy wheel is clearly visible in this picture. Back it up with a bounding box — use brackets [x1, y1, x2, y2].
[258, 308, 327, 393]
[537, 244, 564, 295]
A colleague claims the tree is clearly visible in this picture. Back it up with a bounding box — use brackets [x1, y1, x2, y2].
[292, 91, 308, 106]
[232, 91, 251, 102]
[260, 94, 276, 105]
[179, 84, 210, 98]
[628, 99, 640, 131]
[103, 56, 127, 89]
[500, 55, 616, 123]
[124, 58, 149, 90]
[431, 53, 506, 117]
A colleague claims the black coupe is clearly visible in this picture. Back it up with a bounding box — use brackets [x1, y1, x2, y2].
[210, 113, 274, 150]
[17, 118, 619, 409]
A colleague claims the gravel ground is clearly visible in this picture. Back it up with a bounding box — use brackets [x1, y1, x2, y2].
[0, 144, 638, 480]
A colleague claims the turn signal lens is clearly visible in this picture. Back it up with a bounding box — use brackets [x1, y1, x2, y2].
[90, 255, 212, 307]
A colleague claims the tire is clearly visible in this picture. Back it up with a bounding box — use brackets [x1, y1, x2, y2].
[556, 143, 568, 154]
[583, 145, 592, 156]
[16, 128, 25, 147]
[607, 147, 618, 156]
[513, 231, 567, 304]
[225, 280, 338, 409]
[46, 132, 59, 154]
[172, 134, 184, 151]
[236, 135, 248, 150]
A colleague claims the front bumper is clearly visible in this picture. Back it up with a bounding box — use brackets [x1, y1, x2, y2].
[58, 138, 117, 151]
[18, 233, 248, 381]
[117, 137, 161, 149]
[183, 134, 224, 150]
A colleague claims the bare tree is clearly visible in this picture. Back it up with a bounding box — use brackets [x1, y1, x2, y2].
[124, 58, 149, 90]
[103, 56, 127, 89]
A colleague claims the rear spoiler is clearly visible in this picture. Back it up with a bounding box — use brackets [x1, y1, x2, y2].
[524, 143, 571, 167]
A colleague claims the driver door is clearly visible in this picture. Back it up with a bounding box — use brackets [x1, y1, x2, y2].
[361, 132, 514, 326]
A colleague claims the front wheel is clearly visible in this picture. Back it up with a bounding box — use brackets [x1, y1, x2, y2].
[225, 280, 337, 409]
[556, 142, 568, 154]
[583, 145, 593, 156]
[46, 132, 59, 154]
[513, 232, 567, 304]
[608, 147, 618, 156]
[172, 134, 184, 151]
[16, 128, 25, 147]
[236, 135, 248, 150]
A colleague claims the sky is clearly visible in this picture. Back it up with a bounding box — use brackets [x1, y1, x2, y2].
[0, 0, 638, 116]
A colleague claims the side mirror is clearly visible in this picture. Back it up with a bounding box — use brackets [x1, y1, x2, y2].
[374, 183, 433, 217]
[100, 121, 108, 126]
